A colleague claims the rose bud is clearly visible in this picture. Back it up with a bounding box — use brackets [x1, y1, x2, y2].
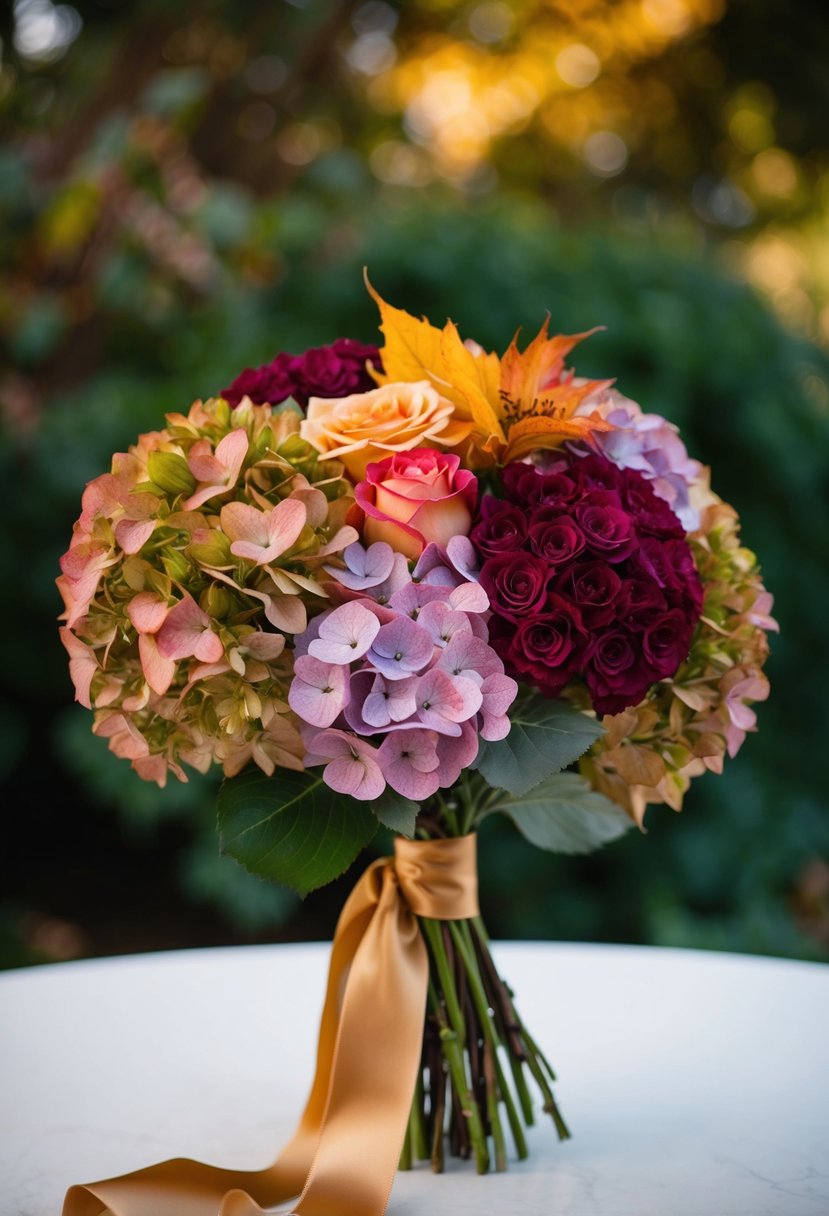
[355, 449, 478, 560]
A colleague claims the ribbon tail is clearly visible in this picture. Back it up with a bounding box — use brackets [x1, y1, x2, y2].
[295, 864, 428, 1216]
[62, 858, 428, 1216]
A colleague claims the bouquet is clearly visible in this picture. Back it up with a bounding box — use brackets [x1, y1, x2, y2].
[59, 280, 775, 1216]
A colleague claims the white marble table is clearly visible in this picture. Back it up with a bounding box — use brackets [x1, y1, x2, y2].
[1, 942, 828, 1216]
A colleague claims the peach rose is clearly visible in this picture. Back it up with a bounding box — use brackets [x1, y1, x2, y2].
[355, 450, 477, 560]
[299, 381, 470, 480]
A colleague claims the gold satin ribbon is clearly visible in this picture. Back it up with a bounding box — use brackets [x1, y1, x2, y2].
[63, 834, 479, 1216]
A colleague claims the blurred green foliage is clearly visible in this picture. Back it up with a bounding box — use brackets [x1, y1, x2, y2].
[1, 0, 827, 967]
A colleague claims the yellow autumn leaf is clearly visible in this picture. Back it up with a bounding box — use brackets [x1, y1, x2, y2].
[365, 273, 503, 441]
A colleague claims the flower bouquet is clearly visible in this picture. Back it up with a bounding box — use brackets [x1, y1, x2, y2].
[59, 280, 775, 1216]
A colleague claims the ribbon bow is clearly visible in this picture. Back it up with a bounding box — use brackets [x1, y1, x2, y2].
[63, 834, 479, 1216]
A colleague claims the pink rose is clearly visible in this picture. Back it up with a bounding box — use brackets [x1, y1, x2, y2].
[355, 450, 478, 560]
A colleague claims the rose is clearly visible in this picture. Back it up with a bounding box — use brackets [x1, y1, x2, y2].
[616, 579, 668, 630]
[222, 339, 381, 409]
[470, 498, 528, 558]
[355, 450, 478, 560]
[633, 538, 703, 613]
[619, 469, 684, 539]
[300, 381, 469, 480]
[585, 630, 649, 716]
[575, 492, 637, 562]
[528, 512, 586, 565]
[498, 596, 586, 693]
[222, 352, 297, 408]
[479, 552, 549, 622]
[642, 608, 693, 679]
[502, 463, 578, 509]
[292, 339, 381, 406]
[554, 559, 622, 628]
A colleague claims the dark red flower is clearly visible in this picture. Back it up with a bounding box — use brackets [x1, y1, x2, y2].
[554, 560, 622, 628]
[479, 552, 549, 622]
[222, 352, 297, 408]
[470, 498, 528, 558]
[616, 579, 668, 630]
[498, 597, 587, 694]
[293, 338, 381, 405]
[619, 469, 684, 538]
[528, 514, 587, 565]
[642, 609, 694, 679]
[575, 493, 638, 562]
[222, 338, 381, 409]
[501, 463, 578, 509]
[585, 631, 649, 716]
[471, 452, 703, 715]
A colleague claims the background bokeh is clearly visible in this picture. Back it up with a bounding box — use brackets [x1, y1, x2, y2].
[1, 0, 828, 970]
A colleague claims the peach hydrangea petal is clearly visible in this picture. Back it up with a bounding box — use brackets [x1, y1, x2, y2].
[138, 633, 176, 696]
[221, 498, 306, 565]
[59, 627, 97, 709]
[127, 592, 169, 635]
[157, 597, 224, 662]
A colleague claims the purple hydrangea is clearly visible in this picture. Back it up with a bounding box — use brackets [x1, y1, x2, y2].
[289, 541, 516, 800]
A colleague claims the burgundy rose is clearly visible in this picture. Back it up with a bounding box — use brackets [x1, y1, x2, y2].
[620, 469, 684, 538]
[660, 539, 703, 612]
[634, 537, 703, 613]
[585, 631, 649, 716]
[616, 579, 668, 630]
[480, 552, 549, 622]
[502, 463, 578, 509]
[222, 338, 381, 410]
[294, 338, 381, 406]
[471, 497, 528, 558]
[642, 609, 694, 679]
[554, 560, 622, 629]
[222, 352, 297, 408]
[528, 515, 586, 565]
[499, 596, 586, 694]
[570, 453, 624, 493]
[575, 492, 637, 562]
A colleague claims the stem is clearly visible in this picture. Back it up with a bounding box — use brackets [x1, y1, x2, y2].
[450, 921, 529, 1161]
[409, 1070, 428, 1161]
[428, 979, 490, 1174]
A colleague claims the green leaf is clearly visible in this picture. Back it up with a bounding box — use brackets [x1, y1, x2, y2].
[217, 767, 378, 896]
[372, 788, 418, 838]
[147, 451, 195, 496]
[473, 693, 603, 796]
[486, 772, 634, 855]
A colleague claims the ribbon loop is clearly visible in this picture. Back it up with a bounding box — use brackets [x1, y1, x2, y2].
[64, 835, 479, 1216]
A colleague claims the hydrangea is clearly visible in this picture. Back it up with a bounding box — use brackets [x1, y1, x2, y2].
[571, 387, 704, 532]
[473, 453, 703, 716]
[288, 541, 518, 800]
[58, 397, 356, 786]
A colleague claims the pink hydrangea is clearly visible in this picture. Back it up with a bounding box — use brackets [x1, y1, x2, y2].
[289, 542, 517, 800]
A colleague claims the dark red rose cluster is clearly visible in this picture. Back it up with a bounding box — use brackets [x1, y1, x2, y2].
[473, 453, 703, 716]
[222, 339, 381, 409]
